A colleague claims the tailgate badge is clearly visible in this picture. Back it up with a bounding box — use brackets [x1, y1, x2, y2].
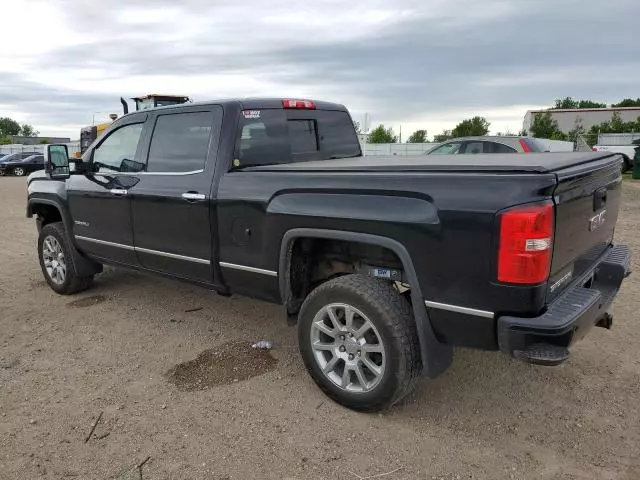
[589, 210, 607, 231]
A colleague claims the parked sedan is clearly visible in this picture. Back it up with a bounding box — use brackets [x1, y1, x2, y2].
[0, 153, 45, 176]
[426, 136, 544, 155]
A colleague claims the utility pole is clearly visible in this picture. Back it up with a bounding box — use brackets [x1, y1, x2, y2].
[363, 113, 370, 157]
[399, 125, 402, 143]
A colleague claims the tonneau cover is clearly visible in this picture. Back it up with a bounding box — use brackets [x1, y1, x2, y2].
[247, 152, 621, 174]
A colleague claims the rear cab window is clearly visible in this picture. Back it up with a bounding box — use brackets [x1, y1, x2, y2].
[233, 107, 361, 169]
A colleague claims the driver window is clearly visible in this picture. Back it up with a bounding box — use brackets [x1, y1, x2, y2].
[92, 123, 144, 173]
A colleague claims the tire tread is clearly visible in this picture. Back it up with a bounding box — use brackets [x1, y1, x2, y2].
[39, 222, 94, 295]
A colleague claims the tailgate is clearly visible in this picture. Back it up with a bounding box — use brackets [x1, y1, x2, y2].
[548, 155, 622, 300]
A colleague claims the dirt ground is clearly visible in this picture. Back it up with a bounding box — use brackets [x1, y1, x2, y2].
[1, 176, 639, 480]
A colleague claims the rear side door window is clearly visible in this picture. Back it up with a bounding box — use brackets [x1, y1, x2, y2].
[146, 112, 213, 173]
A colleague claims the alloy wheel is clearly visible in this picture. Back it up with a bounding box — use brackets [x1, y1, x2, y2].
[310, 303, 386, 393]
[42, 235, 66, 285]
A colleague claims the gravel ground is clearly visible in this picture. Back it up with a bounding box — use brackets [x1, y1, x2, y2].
[1, 176, 639, 480]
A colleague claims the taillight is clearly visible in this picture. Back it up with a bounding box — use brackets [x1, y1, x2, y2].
[282, 99, 316, 109]
[518, 139, 532, 153]
[498, 202, 554, 284]
[592, 146, 598, 151]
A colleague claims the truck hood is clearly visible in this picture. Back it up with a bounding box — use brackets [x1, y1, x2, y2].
[246, 152, 620, 174]
[27, 169, 48, 183]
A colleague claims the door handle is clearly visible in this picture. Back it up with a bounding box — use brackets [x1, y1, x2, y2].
[110, 189, 128, 196]
[182, 192, 206, 202]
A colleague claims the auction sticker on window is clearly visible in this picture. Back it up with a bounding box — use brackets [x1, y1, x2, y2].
[242, 110, 261, 119]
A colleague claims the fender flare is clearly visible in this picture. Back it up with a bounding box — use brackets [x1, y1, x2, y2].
[27, 198, 102, 277]
[278, 228, 452, 378]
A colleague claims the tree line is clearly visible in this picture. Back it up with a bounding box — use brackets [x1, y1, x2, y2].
[357, 97, 640, 145]
[0, 117, 39, 144]
[530, 97, 640, 145]
[356, 116, 495, 144]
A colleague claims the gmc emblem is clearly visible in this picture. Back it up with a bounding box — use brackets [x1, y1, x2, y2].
[589, 210, 607, 231]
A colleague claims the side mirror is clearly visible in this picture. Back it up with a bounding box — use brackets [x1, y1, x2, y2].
[45, 145, 70, 179]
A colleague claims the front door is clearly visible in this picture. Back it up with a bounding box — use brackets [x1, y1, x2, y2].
[131, 106, 223, 283]
[68, 120, 147, 265]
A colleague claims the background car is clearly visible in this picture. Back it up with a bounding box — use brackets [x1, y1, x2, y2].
[0, 153, 45, 176]
[426, 136, 544, 155]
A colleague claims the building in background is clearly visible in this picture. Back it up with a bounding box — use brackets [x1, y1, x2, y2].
[10, 135, 71, 145]
[523, 107, 640, 135]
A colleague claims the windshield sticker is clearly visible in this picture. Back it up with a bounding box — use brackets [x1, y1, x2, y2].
[242, 110, 261, 119]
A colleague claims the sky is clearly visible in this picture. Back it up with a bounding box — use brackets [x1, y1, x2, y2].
[1, 0, 639, 140]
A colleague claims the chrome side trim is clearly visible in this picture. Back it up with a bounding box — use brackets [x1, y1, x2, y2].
[75, 235, 135, 251]
[219, 262, 278, 277]
[74, 236, 210, 265]
[101, 169, 204, 177]
[135, 246, 210, 265]
[425, 301, 494, 319]
[137, 169, 204, 176]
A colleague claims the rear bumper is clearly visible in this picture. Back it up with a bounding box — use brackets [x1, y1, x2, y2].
[497, 244, 631, 359]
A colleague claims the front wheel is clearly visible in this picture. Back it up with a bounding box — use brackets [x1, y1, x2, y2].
[13, 166, 26, 176]
[38, 222, 94, 295]
[298, 275, 422, 411]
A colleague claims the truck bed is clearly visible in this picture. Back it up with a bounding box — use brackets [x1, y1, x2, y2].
[247, 152, 621, 173]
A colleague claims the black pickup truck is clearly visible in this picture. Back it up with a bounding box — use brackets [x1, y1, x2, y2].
[27, 98, 631, 411]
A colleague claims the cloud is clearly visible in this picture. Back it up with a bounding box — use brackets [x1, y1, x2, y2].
[1, 0, 639, 138]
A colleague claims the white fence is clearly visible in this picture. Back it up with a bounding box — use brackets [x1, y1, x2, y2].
[360, 140, 575, 155]
[597, 133, 640, 146]
[535, 139, 575, 152]
[361, 143, 437, 156]
[0, 142, 81, 157]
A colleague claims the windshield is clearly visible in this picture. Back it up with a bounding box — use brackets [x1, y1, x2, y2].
[233, 108, 361, 168]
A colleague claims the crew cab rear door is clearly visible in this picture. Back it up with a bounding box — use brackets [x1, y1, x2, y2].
[130, 105, 223, 284]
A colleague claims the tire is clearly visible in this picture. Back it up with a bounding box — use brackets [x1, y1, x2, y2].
[38, 222, 94, 295]
[13, 167, 26, 176]
[298, 274, 422, 412]
[621, 156, 631, 173]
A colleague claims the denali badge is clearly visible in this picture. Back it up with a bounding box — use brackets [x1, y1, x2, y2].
[550, 269, 573, 293]
[589, 210, 606, 231]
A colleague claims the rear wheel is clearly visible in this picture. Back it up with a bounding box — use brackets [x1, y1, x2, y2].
[298, 274, 421, 411]
[622, 155, 631, 173]
[38, 222, 94, 295]
[13, 166, 25, 176]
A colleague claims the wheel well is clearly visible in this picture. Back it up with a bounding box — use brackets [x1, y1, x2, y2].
[31, 203, 62, 229]
[284, 237, 406, 320]
[620, 154, 631, 172]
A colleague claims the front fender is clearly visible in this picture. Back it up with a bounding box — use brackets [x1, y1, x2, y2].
[27, 181, 102, 277]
